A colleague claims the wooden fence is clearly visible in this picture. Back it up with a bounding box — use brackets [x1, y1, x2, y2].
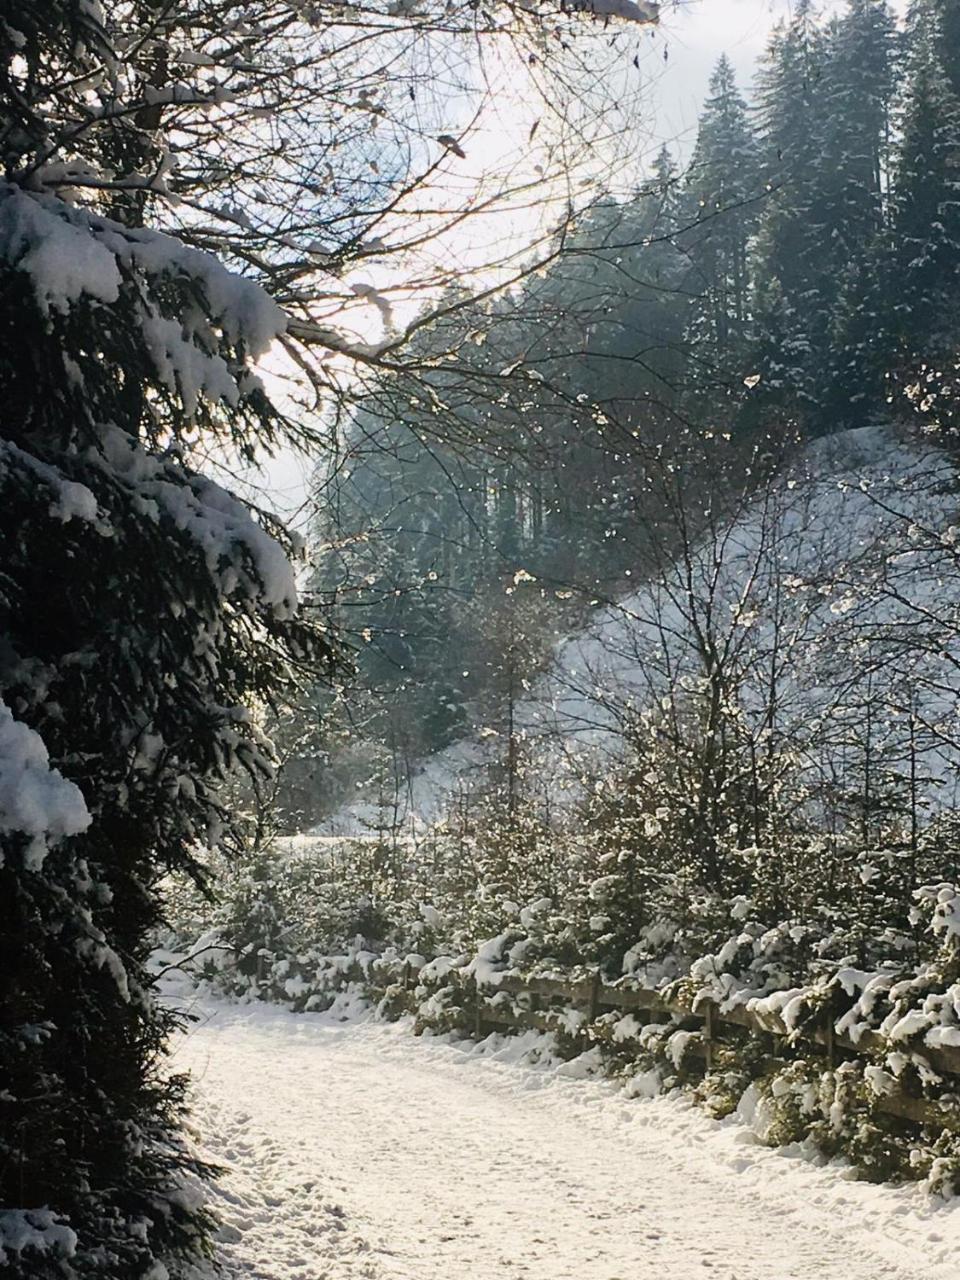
[390, 962, 960, 1128]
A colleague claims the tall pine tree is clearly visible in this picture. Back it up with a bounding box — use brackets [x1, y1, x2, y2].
[679, 55, 761, 405]
[0, 5, 335, 1274]
[750, 0, 829, 426]
[819, 0, 899, 427]
[752, 0, 898, 434]
[885, 0, 960, 433]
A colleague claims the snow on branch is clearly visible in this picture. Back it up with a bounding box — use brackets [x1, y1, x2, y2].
[0, 182, 286, 414]
[0, 1210, 77, 1270]
[564, 0, 659, 23]
[94, 427, 299, 619]
[0, 697, 91, 872]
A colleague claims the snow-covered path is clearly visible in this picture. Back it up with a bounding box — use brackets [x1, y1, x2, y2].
[173, 998, 960, 1280]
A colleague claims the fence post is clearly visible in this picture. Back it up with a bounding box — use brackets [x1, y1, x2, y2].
[703, 1000, 715, 1072]
[824, 1011, 835, 1071]
[402, 960, 411, 991]
[588, 967, 602, 1024]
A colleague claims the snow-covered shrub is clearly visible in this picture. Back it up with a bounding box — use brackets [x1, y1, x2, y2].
[799, 1060, 916, 1182]
[693, 1050, 756, 1120]
[164, 835, 420, 1008]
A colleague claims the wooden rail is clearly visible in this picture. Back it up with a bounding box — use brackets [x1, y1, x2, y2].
[388, 960, 960, 1129]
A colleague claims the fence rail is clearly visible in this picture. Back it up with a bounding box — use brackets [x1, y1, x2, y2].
[389, 961, 960, 1129]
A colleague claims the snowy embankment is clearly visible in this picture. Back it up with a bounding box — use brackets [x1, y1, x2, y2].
[315, 424, 960, 837]
[173, 992, 960, 1280]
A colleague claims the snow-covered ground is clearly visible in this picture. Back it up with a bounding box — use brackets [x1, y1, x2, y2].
[172, 995, 960, 1280]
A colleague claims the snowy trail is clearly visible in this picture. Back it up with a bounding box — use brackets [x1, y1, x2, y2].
[172, 998, 960, 1280]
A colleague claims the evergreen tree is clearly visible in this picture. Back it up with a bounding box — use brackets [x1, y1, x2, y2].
[680, 56, 761, 394]
[752, 0, 899, 434]
[312, 407, 483, 760]
[822, 0, 897, 252]
[931, 0, 960, 97]
[819, 0, 898, 427]
[0, 8, 334, 1276]
[518, 160, 688, 572]
[751, 0, 829, 425]
[885, 0, 960, 432]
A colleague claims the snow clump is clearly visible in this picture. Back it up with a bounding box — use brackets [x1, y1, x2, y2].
[0, 697, 90, 871]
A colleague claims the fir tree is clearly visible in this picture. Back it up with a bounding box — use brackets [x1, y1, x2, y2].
[679, 55, 761, 402]
[931, 0, 960, 98]
[0, 5, 335, 1274]
[885, 0, 960, 432]
[751, 0, 830, 426]
[752, 0, 898, 434]
[820, 0, 899, 427]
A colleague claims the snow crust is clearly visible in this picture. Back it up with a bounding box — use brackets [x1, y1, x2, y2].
[174, 994, 960, 1280]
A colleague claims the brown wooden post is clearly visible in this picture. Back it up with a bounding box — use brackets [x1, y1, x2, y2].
[588, 967, 602, 1024]
[824, 1012, 835, 1071]
[703, 1001, 715, 1072]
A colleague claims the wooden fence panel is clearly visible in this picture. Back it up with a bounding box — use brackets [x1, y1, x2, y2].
[390, 959, 960, 1128]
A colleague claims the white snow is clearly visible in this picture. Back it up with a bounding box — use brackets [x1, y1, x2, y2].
[0, 181, 287, 419]
[0, 696, 90, 870]
[49, 479, 99, 524]
[0, 186, 121, 314]
[918, 883, 960, 944]
[0, 441, 108, 530]
[0, 1209, 77, 1268]
[172, 995, 960, 1280]
[579, 0, 659, 22]
[95, 427, 298, 616]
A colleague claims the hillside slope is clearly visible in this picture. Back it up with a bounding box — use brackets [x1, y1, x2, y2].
[315, 425, 960, 837]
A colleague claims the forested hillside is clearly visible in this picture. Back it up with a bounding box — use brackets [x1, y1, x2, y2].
[274, 0, 960, 835]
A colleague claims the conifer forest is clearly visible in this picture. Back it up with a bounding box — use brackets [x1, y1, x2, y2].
[5, 2, 960, 1278]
